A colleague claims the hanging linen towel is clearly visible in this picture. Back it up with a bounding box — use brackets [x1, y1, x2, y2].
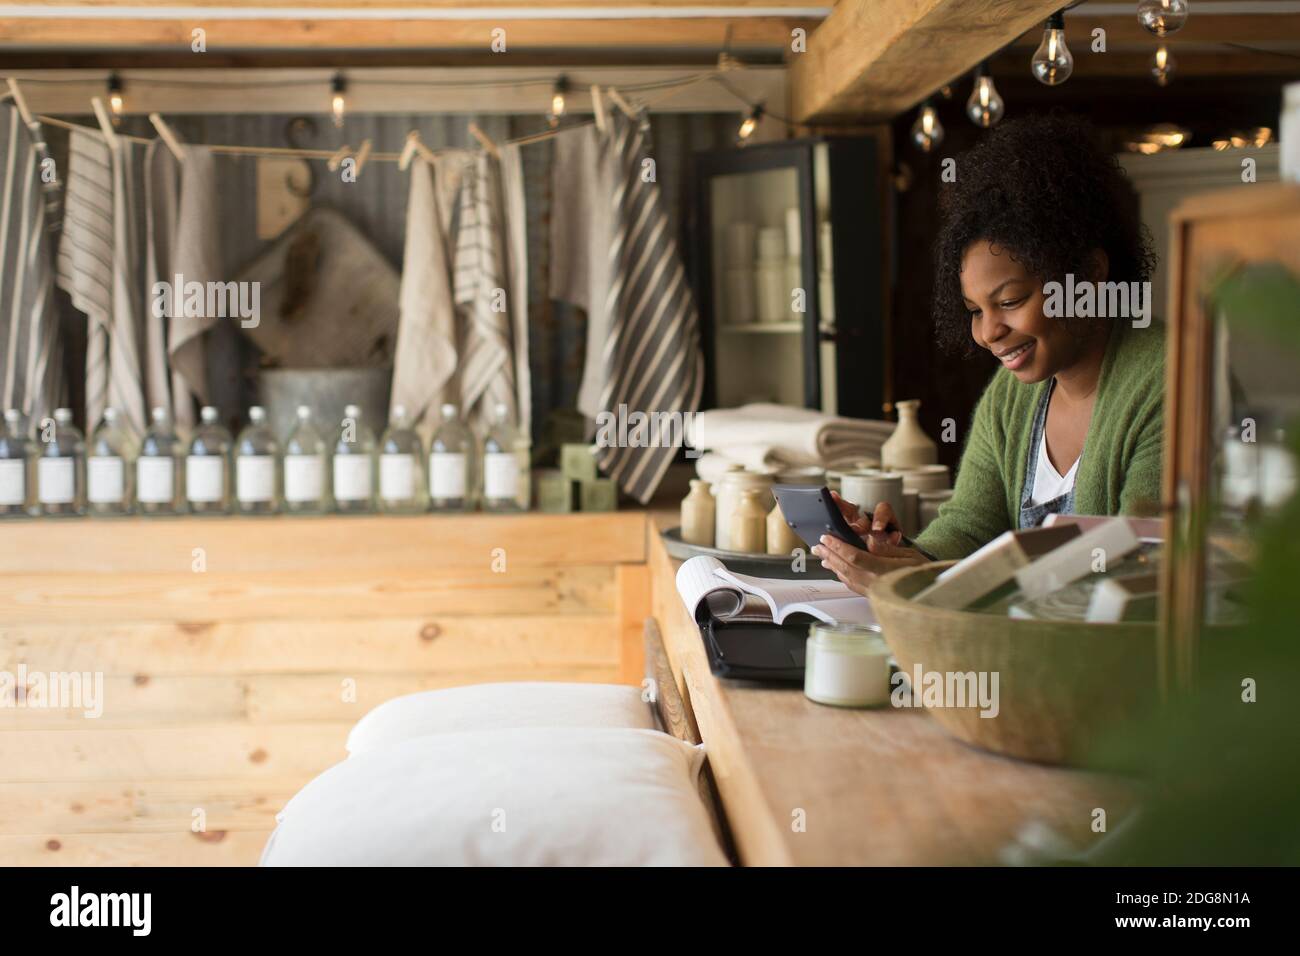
[57, 128, 146, 434]
[0, 104, 61, 424]
[499, 142, 531, 437]
[141, 140, 180, 419]
[390, 156, 460, 431]
[595, 112, 704, 504]
[167, 146, 222, 429]
[453, 152, 516, 434]
[549, 124, 618, 421]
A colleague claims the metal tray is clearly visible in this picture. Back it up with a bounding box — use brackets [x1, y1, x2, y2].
[660, 526, 835, 580]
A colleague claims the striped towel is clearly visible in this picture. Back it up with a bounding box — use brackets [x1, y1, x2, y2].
[57, 128, 146, 435]
[453, 153, 516, 434]
[0, 104, 61, 424]
[595, 112, 704, 504]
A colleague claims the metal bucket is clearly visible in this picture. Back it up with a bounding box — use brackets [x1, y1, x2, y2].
[259, 367, 393, 442]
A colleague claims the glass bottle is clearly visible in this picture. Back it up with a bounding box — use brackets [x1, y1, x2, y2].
[186, 406, 231, 515]
[378, 404, 424, 514]
[283, 405, 328, 515]
[37, 408, 85, 517]
[332, 403, 376, 514]
[87, 406, 134, 516]
[235, 405, 279, 516]
[429, 403, 474, 512]
[482, 402, 525, 513]
[136, 406, 182, 516]
[0, 409, 33, 518]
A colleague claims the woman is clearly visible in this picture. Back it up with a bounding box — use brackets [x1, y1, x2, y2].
[815, 113, 1162, 595]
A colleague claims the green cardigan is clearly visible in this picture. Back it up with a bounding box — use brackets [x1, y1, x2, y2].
[915, 322, 1165, 560]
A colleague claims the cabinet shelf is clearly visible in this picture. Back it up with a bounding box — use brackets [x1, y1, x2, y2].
[719, 321, 803, 334]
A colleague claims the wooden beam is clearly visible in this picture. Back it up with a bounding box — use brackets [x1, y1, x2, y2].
[1011, 11, 1300, 49]
[790, 0, 1065, 123]
[0, 16, 821, 51]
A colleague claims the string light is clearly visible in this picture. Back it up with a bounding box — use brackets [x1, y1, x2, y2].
[548, 75, 570, 127]
[1151, 44, 1175, 86]
[965, 62, 1005, 128]
[107, 73, 124, 120]
[738, 104, 763, 141]
[1031, 11, 1074, 86]
[1137, 0, 1189, 38]
[910, 99, 944, 153]
[330, 73, 347, 129]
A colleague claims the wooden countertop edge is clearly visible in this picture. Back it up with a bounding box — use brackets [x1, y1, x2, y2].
[646, 520, 795, 867]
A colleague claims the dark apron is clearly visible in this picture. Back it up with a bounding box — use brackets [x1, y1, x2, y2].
[1019, 379, 1077, 529]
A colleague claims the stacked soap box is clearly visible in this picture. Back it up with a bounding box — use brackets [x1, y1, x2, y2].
[536, 444, 617, 513]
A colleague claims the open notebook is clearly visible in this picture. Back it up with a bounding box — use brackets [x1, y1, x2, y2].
[675, 555, 878, 628]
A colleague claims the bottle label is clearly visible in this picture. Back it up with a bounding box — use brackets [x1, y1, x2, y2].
[379, 453, 415, 501]
[483, 452, 519, 501]
[186, 456, 225, 503]
[429, 452, 466, 499]
[283, 455, 323, 503]
[137, 457, 175, 503]
[333, 455, 372, 502]
[0, 459, 25, 505]
[236, 456, 275, 503]
[38, 458, 75, 504]
[87, 456, 124, 504]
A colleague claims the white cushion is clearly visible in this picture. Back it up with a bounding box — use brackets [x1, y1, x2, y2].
[261, 728, 727, 866]
[345, 682, 656, 755]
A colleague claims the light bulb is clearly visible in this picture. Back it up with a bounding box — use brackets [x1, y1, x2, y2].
[965, 66, 1005, 128]
[330, 73, 346, 129]
[1031, 12, 1074, 86]
[910, 101, 944, 153]
[1151, 45, 1175, 86]
[107, 73, 124, 119]
[738, 105, 763, 142]
[1137, 0, 1189, 38]
[548, 76, 570, 128]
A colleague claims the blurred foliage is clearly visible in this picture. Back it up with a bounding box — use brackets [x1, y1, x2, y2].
[1088, 262, 1300, 865]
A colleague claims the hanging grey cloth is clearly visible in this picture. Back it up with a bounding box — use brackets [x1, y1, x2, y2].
[595, 112, 704, 504]
[167, 145, 222, 429]
[549, 124, 618, 422]
[142, 139, 179, 420]
[0, 104, 61, 425]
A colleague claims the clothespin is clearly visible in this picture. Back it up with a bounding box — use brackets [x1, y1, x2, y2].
[148, 112, 186, 161]
[90, 96, 118, 148]
[353, 138, 372, 177]
[398, 131, 421, 171]
[468, 121, 501, 160]
[591, 85, 607, 134]
[5, 79, 35, 128]
[326, 143, 352, 172]
[606, 88, 637, 120]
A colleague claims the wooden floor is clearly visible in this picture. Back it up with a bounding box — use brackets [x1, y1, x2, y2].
[0, 512, 649, 866]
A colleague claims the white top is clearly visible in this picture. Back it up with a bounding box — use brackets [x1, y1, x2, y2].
[1030, 428, 1079, 506]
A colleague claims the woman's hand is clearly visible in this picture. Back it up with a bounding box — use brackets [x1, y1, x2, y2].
[815, 495, 926, 596]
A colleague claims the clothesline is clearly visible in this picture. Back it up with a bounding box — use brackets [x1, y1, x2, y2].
[6, 69, 733, 167]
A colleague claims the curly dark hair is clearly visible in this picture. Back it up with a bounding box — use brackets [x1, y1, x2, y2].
[931, 112, 1157, 354]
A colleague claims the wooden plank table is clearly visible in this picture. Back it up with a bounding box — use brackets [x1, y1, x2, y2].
[647, 514, 1138, 866]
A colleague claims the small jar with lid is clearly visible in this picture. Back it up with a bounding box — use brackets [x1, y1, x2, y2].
[804, 623, 893, 708]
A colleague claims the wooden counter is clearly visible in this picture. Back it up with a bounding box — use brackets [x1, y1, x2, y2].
[0, 511, 650, 865]
[1, 505, 1135, 867]
[645, 514, 1137, 866]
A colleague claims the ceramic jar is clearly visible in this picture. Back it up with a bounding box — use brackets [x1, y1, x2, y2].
[730, 487, 768, 554]
[680, 479, 715, 547]
[714, 468, 774, 551]
[881, 399, 937, 470]
[767, 500, 804, 556]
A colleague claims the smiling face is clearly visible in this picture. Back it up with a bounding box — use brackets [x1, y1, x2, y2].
[961, 240, 1098, 384]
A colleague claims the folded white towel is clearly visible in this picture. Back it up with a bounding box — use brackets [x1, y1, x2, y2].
[688, 403, 894, 467]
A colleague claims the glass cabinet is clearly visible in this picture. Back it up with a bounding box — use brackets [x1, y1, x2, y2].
[687, 136, 888, 418]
